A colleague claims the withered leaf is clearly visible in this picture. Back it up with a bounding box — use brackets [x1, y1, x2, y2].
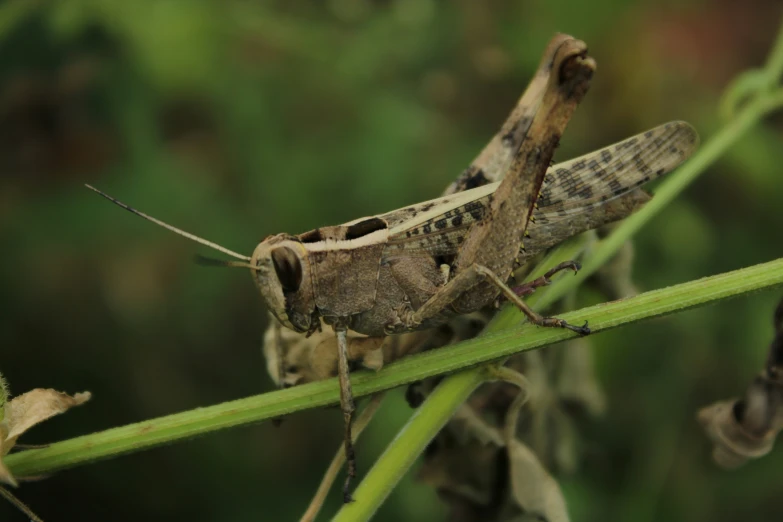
[697, 296, 783, 469]
[697, 394, 781, 469]
[0, 388, 91, 486]
[507, 439, 570, 522]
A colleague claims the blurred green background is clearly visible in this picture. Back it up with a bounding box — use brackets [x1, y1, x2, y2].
[1, 0, 782, 520]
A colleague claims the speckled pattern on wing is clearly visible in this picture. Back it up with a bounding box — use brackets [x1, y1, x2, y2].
[383, 194, 494, 258]
[380, 121, 698, 260]
[534, 121, 698, 224]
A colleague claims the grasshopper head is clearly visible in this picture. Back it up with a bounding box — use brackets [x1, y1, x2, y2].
[251, 236, 315, 333]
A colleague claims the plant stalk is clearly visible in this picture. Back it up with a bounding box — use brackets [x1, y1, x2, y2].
[5, 259, 782, 481]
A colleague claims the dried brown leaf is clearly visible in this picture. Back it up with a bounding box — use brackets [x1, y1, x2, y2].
[697, 399, 767, 468]
[698, 296, 783, 469]
[0, 388, 90, 486]
[697, 388, 783, 469]
[507, 439, 570, 522]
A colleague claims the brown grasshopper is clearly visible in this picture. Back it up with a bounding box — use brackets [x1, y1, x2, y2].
[262, 34, 664, 392]
[86, 35, 698, 501]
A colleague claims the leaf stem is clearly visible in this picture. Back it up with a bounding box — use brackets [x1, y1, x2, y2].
[0, 486, 44, 522]
[332, 370, 487, 522]
[5, 259, 782, 481]
[333, 256, 783, 520]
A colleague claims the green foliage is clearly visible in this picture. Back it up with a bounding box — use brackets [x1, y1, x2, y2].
[7, 258, 782, 485]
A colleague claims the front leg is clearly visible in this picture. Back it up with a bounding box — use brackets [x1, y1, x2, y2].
[334, 326, 357, 503]
[405, 263, 589, 335]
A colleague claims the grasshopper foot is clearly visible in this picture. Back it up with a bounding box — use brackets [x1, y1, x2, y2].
[472, 263, 590, 336]
[545, 260, 581, 278]
[534, 316, 590, 335]
[565, 320, 591, 336]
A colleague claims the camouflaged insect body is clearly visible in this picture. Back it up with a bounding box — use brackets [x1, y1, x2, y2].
[255, 121, 697, 341]
[262, 97, 696, 387]
[88, 34, 700, 507]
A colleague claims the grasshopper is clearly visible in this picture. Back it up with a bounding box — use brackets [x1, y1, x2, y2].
[86, 35, 699, 501]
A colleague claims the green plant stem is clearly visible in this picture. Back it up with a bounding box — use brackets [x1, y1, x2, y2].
[5, 258, 783, 480]
[333, 256, 783, 521]
[333, 370, 487, 522]
[719, 12, 783, 119]
[0, 486, 43, 522]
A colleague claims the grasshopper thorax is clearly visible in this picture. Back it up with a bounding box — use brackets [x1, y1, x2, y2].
[251, 235, 315, 333]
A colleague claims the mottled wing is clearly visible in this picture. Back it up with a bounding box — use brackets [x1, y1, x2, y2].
[383, 189, 495, 259]
[534, 121, 698, 224]
[360, 183, 493, 232]
[380, 121, 698, 260]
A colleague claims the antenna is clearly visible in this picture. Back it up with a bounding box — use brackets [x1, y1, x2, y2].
[85, 184, 251, 262]
[194, 255, 260, 270]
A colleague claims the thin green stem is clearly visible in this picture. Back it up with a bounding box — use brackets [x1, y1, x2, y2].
[0, 486, 44, 522]
[719, 12, 783, 119]
[301, 393, 387, 522]
[486, 366, 531, 445]
[6, 259, 783, 481]
[332, 370, 487, 522]
[333, 257, 783, 520]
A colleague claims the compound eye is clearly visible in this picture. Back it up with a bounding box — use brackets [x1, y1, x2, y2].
[271, 246, 302, 293]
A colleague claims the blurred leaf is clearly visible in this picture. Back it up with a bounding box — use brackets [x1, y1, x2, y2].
[0, 387, 90, 486]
